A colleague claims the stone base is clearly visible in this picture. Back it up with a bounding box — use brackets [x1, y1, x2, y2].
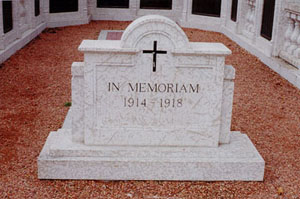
[38, 130, 264, 181]
[280, 51, 300, 69]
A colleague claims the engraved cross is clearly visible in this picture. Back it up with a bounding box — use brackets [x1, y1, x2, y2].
[143, 41, 167, 72]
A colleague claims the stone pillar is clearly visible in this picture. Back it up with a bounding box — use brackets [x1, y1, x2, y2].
[30, 0, 38, 29]
[14, 0, 22, 39]
[19, 0, 30, 34]
[269, 0, 283, 57]
[295, 16, 300, 59]
[173, 0, 187, 24]
[254, 0, 264, 42]
[220, 0, 228, 29]
[236, 0, 244, 34]
[0, 2, 4, 50]
[242, 0, 256, 42]
[179, 0, 189, 24]
[79, 0, 89, 21]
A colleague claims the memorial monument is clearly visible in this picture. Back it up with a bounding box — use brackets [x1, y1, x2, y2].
[38, 15, 265, 181]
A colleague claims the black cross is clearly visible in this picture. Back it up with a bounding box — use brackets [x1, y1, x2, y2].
[143, 41, 167, 72]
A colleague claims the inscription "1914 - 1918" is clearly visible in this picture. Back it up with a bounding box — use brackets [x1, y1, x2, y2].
[108, 82, 200, 109]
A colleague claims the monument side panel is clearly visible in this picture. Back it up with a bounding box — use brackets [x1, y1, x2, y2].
[71, 62, 84, 142]
[84, 61, 97, 145]
[220, 65, 235, 143]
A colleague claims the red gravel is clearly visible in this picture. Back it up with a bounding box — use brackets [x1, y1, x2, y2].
[0, 21, 300, 199]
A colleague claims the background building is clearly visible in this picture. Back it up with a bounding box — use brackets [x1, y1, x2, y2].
[1, 0, 300, 88]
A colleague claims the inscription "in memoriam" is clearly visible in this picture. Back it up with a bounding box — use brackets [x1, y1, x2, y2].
[108, 82, 200, 93]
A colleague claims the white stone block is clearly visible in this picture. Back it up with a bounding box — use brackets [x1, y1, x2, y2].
[38, 129, 265, 181]
[38, 15, 265, 181]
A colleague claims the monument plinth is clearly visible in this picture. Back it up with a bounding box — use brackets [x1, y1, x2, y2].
[38, 15, 265, 181]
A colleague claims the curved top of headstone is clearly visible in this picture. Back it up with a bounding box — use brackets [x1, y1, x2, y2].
[121, 15, 190, 49]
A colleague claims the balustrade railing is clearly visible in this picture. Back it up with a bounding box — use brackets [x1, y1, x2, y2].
[243, 0, 256, 39]
[280, 6, 300, 69]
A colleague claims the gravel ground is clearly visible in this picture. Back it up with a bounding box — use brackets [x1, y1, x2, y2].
[0, 21, 300, 199]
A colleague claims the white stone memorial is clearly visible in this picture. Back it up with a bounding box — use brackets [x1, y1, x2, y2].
[38, 15, 265, 181]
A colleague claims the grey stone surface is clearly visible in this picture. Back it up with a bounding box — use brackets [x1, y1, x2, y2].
[38, 129, 265, 181]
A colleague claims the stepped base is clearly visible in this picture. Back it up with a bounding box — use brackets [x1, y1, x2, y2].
[38, 130, 264, 181]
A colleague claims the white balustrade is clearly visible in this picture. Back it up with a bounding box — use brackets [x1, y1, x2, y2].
[0, 0, 46, 64]
[295, 16, 300, 59]
[287, 14, 299, 54]
[280, 10, 300, 69]
[243, 0, 256, 39]
[19, 0, 27, 28]
[283, 13, 294, 52]
[18, 0, 31, 38]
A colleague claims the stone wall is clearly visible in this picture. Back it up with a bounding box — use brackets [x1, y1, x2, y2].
[279, 0, 300, 69]
[1, 0, 299, 89]
[0, 0, 46, 64]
